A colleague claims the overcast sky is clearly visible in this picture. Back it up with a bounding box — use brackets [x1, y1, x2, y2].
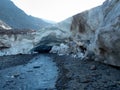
[11, 0, 105, 22]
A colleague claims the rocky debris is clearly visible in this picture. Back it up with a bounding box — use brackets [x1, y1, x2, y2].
[0, 54, 38, 70]
[50, 43, 69, 55]
[50, 40, 86, 59]
[80, 78, 93, 83]
[52, 54, 120, 90]
[0, 53, 120, 90]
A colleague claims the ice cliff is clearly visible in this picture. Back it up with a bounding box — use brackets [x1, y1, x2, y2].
[0, 0, 120, 67]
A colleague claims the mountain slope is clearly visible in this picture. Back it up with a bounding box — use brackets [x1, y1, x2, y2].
[0, 0, 50, 30]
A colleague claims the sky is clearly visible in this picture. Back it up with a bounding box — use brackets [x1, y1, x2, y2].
[11, 0, 105, 22]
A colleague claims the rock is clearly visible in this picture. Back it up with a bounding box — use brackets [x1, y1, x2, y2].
[11, 73, 20, 78]
[116, 81, 120, 85]
[6, 80, 14, 83]
[49, 45, 59, 54]
[76, 52, 84, 58]
[80, 78, 92, 83]
[33, 66, 41, 69]
[27, 70, 33, 72]
[90, 65, 96, 70]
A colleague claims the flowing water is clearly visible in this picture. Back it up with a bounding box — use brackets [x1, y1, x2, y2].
[0, 55, 58, 90]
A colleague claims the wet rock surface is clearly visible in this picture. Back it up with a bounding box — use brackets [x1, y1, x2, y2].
[0, 54, 120, 90]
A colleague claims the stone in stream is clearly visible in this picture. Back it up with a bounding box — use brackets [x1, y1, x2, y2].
[90, 65, 96, 70]
[33, 65, 41, 69]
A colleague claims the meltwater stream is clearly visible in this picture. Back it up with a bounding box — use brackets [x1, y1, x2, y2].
[0, 55, 58, 90]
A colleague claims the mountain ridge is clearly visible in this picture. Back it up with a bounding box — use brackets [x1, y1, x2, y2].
[0, 0, 50, 30]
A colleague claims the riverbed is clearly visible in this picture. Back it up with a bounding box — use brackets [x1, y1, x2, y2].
[0, 54, 58, 90]
[0, 54, 120, 90]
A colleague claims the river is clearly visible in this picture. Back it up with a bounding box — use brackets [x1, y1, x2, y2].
[0, 55, 58, 90]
